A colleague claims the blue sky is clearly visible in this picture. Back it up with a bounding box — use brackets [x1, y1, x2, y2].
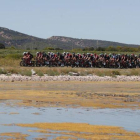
[0, 0, 140, 44]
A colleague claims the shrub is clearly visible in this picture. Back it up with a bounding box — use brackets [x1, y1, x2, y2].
[112, 70, 120, 75]
[36, 71, 44, 76]
[9, 46, 16, 49]
[20, 70, 32, 76]
[7, 68, 19, 74]
[0, 68, 7, 74]
[0, 43, 5, 49]
[44, 47, 55, 50]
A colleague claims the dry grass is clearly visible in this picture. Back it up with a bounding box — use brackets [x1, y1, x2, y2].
[0, 132, 28, 140]
[9, 112, 19, 115]
[1, 66, 140, 76]
[16, 123, 140, 140]
[0, 58, 19, 67]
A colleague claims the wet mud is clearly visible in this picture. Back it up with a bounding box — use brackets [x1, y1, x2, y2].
[0, 81, 140, 109]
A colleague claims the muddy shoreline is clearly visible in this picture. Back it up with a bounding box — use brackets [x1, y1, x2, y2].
[0, 74, 140, 82]
[0, 77, 140, 139]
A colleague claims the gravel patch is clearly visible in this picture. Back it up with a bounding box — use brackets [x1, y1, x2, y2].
[0, 74, 140, 82]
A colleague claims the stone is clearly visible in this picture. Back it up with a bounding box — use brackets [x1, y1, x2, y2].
[69, 72, 79, 76]
[31, 69, 36, 75]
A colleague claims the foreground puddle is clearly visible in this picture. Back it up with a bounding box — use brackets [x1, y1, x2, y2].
[0, 101, 140, 139]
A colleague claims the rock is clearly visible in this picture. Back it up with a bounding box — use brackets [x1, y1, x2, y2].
[31, 69, 36, 75]
[69, 72, 79, 76]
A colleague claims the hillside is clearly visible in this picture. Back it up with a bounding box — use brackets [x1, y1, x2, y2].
[48, 36, 140, 49]
[0, 27, 47, 49]
[0, 27, 139, 50]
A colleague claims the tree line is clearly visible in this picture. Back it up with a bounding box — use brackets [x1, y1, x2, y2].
[81, 46, 140, 52]
[1, 42, 140, 52]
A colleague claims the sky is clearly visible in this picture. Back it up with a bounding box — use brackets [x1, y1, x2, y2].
[0, 0, 140, 44]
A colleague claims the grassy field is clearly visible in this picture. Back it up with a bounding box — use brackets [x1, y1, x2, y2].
[0, 49, 140, 76]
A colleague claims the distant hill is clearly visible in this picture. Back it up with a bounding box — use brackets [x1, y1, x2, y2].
[0, 27, 139, 50]
[0, 27, 47, 49]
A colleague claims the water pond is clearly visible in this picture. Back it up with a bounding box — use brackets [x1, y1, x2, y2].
[0, 100, 140, 139]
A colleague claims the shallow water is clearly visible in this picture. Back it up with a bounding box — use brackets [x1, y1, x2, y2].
[0, 100, 140, 139]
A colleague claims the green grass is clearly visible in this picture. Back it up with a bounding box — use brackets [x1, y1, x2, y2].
[0, 49, 140, 58]
[20, 70, 32, 76]
[36, 70, 44, 76]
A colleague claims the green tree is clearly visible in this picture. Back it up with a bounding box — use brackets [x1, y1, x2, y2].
[55, 47, 63, 50]
[9, 46, 16, 49]
[96, 47, 105, 51]
[26, 47, 30, 50]
[106, 46, 117, 51]
[44, 47, 55, 50]
[0, 43, 5, 49]
[82, 47, 94, 51]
